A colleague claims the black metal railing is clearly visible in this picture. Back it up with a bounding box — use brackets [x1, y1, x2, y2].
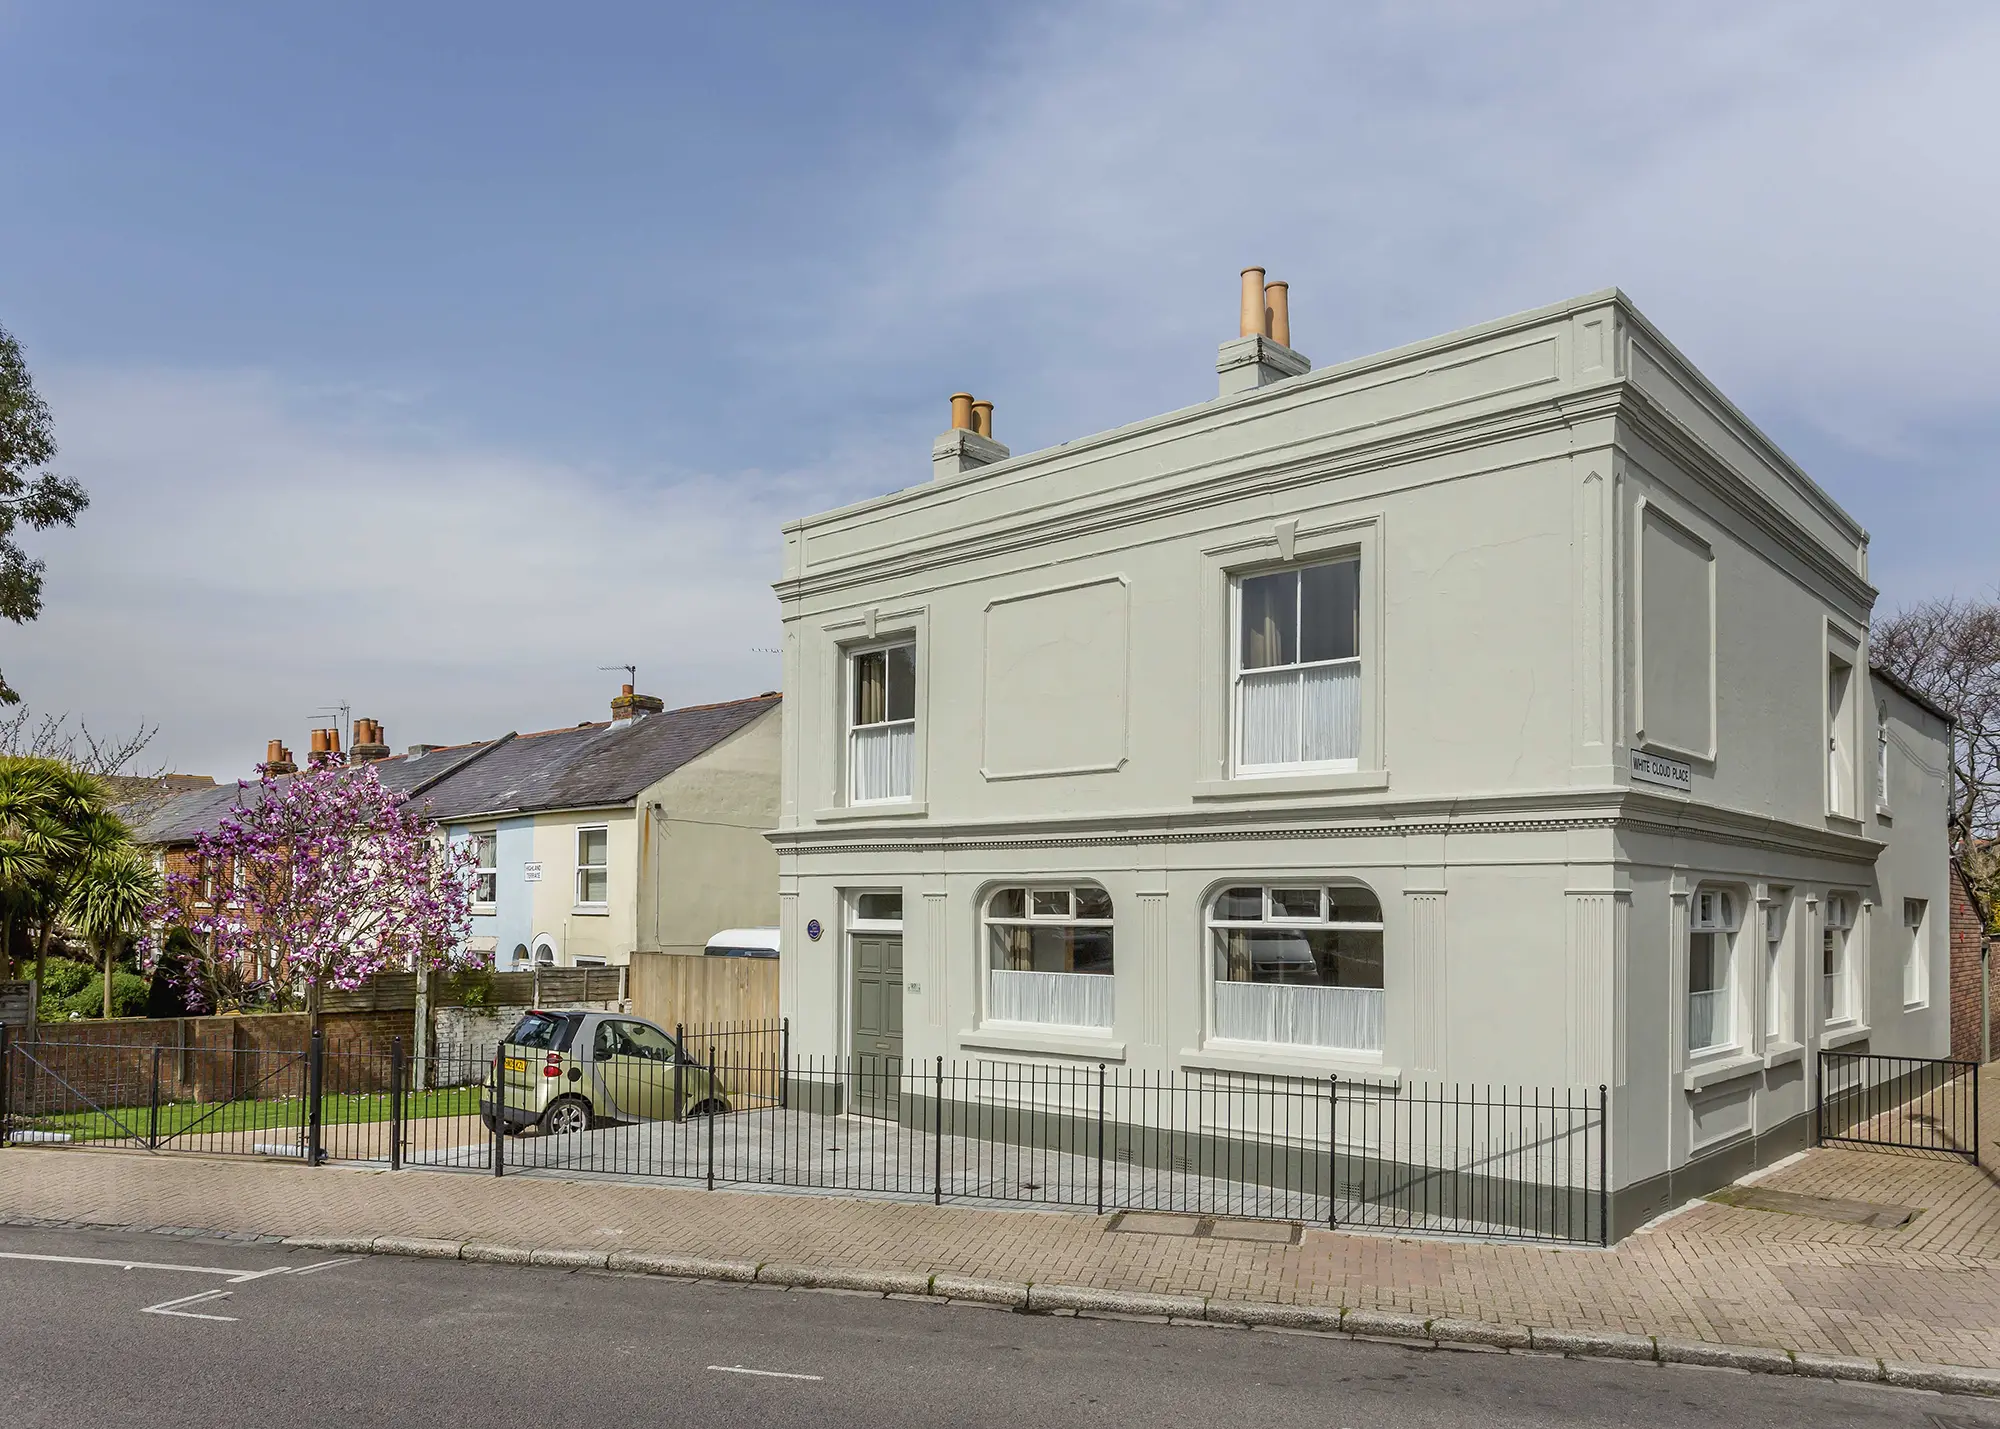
[1816, 1050, 1979, 1163]
[0, 1021, 1608, 1246]
[474, 1035, 1606, 1245]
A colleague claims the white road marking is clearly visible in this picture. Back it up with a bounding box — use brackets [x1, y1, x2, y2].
[279, 1258, 357, 1277]
[141, 1289, 237, 1322]
[0, 1251, 292, 1283]
[707, 1365, 824, 1381]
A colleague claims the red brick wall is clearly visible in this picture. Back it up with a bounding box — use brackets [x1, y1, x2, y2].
[1949, 862, 1992, 1062]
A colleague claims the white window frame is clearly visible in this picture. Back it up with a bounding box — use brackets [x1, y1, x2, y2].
[1822, 892, 1855, 1024]
[1826, 638, 1860, 820]
[1230, 556, 1362, 777]
[1876, 705, 1891, 814]
[1903, 898, 1929, 1009]
[846, 638, 917, 805]
[1761, 894, 1791, 1045]
[982, 884, 1116, 1031]
[1205, 882, 1385, 1056]
[473, 830, 499, 908]
[574, 824, 610, 909]
[846, 888, 906, 934]
[1687, 887, 1739, 1056]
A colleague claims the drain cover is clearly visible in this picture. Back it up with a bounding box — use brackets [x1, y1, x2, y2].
[1105, 1212, 1301, 1244]
[1707, 1185, 1919, 1229]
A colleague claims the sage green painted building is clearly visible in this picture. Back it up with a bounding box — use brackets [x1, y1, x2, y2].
[769, 288, 1951, 1231]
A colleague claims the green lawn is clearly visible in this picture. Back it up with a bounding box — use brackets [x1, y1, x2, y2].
[16, 1084, 486, 1143]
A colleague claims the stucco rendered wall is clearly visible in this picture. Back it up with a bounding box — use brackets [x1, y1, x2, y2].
[769, 289, 1946, 1214]
[638, 706, 782, 956]
[527, 807, 637, 966]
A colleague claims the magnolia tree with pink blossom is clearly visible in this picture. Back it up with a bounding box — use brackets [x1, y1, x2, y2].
[153, 756, 479, 1015]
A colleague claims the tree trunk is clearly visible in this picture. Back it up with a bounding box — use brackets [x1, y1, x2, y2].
[100, 938, 112, 1020]
[1, 913, 12, 983]
[33, 915, 55, 1003]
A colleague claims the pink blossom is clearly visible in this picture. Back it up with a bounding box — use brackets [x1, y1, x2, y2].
[152, 753, 479, 1010]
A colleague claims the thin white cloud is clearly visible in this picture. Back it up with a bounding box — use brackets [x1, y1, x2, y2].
[842, 0, 1997, 439]
[9, 1, 1996, 769]
[11, 367, 792, 776]
[814, 0, 1998, 592]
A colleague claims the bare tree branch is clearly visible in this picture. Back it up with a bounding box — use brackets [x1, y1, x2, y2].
[1873, 592, 2000, 864]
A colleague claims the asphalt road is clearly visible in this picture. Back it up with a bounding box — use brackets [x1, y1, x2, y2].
[0, 1224, 1987, 1429]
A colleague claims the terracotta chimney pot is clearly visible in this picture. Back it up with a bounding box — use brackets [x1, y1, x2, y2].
[1264, 280, 1290, 349]
[1240, 267, 1268, 338]
[971, 399, 994, 438]
[621, 683, 634, 696]
[267, 740, 284, 764]
[950, 392, 975, 431]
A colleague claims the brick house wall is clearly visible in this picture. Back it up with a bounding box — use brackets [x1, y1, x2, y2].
[1949, 859, 1993, 1062]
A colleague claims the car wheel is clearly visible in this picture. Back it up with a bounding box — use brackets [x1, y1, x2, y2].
[687, 1097, 730, 1118]
[538, 1096, 593, 1136]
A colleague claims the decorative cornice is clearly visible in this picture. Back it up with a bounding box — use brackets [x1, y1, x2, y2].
[768, 786, 1884, 864]
[1612, 384, 1874, 611]
[776, 385, 1625, 605]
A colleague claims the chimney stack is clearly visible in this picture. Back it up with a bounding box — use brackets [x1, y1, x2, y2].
[610, 683, 665, 728]
[1218, 265, 1309, 397]
[933, 390, 1010, 481]
[263, 739, 297, 776]
[351, 717, 390, 763]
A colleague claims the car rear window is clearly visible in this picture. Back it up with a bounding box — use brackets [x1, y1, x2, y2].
[505, 1012, 576, 1052]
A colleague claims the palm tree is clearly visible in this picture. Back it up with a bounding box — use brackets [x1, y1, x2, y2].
[0, 756, 123, 992]
[41, 807, 127, 991]
[0, 758, 62, 980]
[64, 848, 162, 1020]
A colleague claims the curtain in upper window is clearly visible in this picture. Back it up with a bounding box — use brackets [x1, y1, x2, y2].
[1237, 559, 1361, 771]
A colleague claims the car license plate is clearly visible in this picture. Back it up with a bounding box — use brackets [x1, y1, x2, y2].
[503, 1057, 528, 1073]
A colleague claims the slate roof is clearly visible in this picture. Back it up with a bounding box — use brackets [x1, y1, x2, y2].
[413, 695, 779, 822]
[128, 694, 779, 844]
[125, 736, 496, 845]
[1871, 663, 1955, 727]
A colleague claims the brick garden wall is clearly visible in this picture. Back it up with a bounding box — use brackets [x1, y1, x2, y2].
[1949, 862, 1992, 1063]
[6, 1007, 416, 1113]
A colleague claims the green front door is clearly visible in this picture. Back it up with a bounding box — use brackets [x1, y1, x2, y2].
[851, 935, 904, 1119]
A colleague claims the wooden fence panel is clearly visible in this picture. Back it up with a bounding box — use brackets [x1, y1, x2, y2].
[630, 952, 777, 1030]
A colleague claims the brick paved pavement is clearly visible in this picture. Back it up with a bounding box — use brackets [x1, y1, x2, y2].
[5, 1077, 1999, 1370]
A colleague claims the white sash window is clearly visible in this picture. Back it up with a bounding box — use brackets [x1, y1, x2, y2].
[1687, 888, 1737, 1054]
[1235, 559, 1360, 774]
[849, 642, 916, 804]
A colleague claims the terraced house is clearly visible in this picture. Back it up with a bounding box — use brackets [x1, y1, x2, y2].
[422, 689, 783, 970]
[135, 688, 783, 974]
[770, 276, 1951, 1234]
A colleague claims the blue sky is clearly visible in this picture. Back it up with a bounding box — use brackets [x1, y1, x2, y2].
[2, 1, 1995, 776]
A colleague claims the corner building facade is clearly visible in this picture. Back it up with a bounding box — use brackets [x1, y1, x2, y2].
[770, 289, 1951, 1234]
